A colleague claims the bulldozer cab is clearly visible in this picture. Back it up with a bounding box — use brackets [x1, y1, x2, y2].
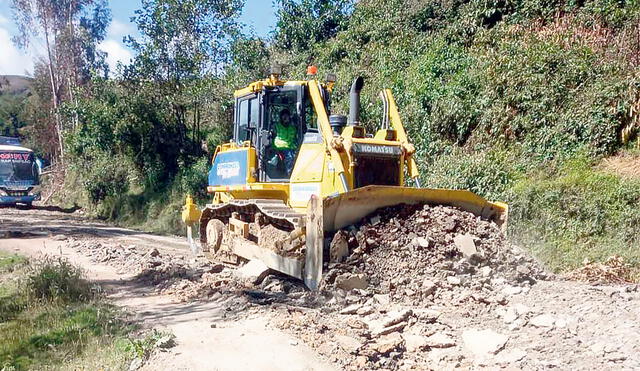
[234, 84, 319, 182]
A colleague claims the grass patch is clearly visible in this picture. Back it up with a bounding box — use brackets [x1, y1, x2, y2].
[97, 189, 187, 236]
[26, 257, 95, 303]
[0, 303, 131, 370]
[508, 155, 640, 274]
[0, 256, 153, 370]
[423, 149, 640, 279]
[0, 252, 27, 274]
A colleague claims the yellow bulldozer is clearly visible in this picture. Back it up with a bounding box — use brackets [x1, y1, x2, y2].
[182, 67, 508, 290]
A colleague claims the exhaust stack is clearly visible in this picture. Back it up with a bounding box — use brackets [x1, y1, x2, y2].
[349, 77, 364, 126]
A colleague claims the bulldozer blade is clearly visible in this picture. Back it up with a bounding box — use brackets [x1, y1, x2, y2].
[187, 225, 200, 255]
[322, 185, 508, 233]
[304, 195, 323, 290]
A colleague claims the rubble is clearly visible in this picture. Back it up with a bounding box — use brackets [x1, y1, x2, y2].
[335, 273, 368, 290]
[64, 237, 240, 302]
[321, 203, 547, 306]
[565, 255, 633, 284]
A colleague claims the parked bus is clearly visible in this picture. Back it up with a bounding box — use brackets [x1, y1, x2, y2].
[0, 144, 41, 206]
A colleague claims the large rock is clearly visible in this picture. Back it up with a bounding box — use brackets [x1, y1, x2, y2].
[335, 335, 362, 353]
[372, 332, 403, 355]
[382, 309, 413, 328]
[234, 259, 271, 285]
[529, 314, 556, 328]
[403, 334, 428, 352]
[422, 279, 438, 295]
[368, 309, 413, 336]
[462, 329, 508, 356]
[503, 307, 519, 324]
[454, 234, 477, 258]
[340, 303, 363, 315]
[373, 294, 391, 306]
[426, 332, 456, 348]
[329, 231, 349, 263]
[335, 273, 368, 290]
[496, 348, 527, 364]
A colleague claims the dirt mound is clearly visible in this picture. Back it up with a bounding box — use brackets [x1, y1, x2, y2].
[565, 255, 633, 284]
[600, 153, 640, 179]
[321, 203, 548, 305]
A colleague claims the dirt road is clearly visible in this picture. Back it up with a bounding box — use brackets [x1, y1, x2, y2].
[0, 207, 335, 371]
[1, 206, 639, 370]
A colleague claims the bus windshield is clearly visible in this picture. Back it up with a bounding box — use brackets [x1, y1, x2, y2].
[0, 151, 39, 185]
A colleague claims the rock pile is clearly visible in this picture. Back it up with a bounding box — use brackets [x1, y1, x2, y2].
[322, 203, 548, 305]
[65, 238, 237, 301]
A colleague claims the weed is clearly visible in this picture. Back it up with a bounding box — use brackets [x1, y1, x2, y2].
[0, 253, 27, 273]
[118, 329, 175, 361]
[0, 258, 133, 370]
[25, 256, 96, 303]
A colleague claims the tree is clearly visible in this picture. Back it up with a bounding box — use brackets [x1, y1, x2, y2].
[10, 0, 111, 163]
[124, 0, 243, 153]
[274, 0, 353, 52]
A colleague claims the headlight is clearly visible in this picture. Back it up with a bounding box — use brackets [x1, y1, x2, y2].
[28, 186, 41, 196]
[0, 189, 7, 196]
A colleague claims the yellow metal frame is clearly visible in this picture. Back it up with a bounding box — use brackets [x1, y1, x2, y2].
[211, 78, 424, 212]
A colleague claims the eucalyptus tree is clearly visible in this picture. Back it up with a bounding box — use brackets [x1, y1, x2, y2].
[10, 0, 111, 163]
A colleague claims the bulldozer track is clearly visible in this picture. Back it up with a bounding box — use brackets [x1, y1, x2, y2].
[199, 199, 305, 245]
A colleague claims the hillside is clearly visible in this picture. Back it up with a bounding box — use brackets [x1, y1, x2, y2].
[28, 0, 639, 277]
[0, 75, 32, 96]
[261, 0, 640, 273]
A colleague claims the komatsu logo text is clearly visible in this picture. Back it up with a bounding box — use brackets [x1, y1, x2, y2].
[352, 143, 401, 157]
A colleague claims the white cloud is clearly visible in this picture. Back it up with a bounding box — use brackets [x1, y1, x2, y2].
[108, 19, 135, 39]
[0, 14, 9, 25]
[99, 39, 133, 73]
[0, 27, 34, 76]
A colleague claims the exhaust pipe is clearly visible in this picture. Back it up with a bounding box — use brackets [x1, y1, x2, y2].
[349, 77, 364, 126]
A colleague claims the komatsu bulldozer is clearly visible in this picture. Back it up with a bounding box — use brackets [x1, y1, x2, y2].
[182, 67, 508, 290]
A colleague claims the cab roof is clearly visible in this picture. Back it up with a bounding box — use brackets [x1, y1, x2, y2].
[233, 77, 308, 98]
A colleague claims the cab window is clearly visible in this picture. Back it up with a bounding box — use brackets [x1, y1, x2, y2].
[304, 89, 318, 130]
[267, 90, 298, 132]
[236, 96, 258, 143]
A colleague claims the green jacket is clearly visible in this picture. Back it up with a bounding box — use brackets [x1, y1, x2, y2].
[273, 122, 297, 150]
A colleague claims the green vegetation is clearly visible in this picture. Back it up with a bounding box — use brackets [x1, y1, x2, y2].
[6, 0, 640, 274]
[0, 255, 164, 370]
[510, 156, 640, 272]
[269, 0, 640, 274]
[0, 251, 27, 274]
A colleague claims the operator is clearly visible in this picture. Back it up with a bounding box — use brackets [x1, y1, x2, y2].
[271, 108, 297, 174]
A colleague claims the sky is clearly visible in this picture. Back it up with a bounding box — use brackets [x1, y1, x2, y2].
[0, 0, 276, 76]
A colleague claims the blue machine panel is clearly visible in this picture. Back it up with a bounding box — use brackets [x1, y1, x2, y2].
[208, 149, 248, 186]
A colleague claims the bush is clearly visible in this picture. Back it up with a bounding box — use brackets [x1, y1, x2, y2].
[508, 155, 640, 271]
[26, 257, 95, 303]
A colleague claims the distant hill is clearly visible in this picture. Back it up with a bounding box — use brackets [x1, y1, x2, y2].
[0, 75, 32, 96]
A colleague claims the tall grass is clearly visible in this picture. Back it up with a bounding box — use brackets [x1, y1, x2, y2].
[0, 256, 131, 370]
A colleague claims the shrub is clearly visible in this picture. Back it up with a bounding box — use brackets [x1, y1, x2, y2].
[26, 257, 95, 303]
[508, 155, 640, 271]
